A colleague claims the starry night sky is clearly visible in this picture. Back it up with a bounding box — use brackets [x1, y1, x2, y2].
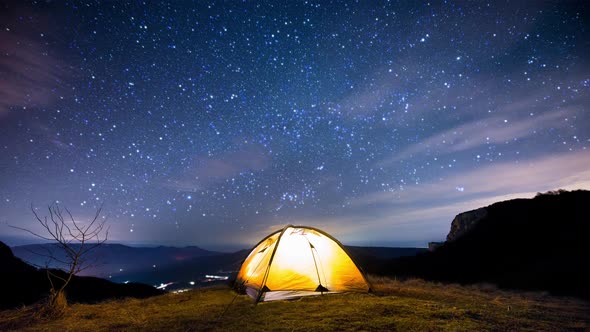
[1, 1, 589, 250]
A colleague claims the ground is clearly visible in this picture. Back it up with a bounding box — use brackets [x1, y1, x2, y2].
[1, 277, 588, 331]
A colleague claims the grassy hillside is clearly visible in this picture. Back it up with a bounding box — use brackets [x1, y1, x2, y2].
[2, 277, 588, 331]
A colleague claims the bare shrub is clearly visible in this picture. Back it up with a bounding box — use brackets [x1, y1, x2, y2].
[10, 203, 108, 315]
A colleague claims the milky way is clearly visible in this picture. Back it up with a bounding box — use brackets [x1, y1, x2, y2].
[1, 1, 589, 249]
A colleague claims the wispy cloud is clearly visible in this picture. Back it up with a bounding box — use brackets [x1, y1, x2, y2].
[328, 4, 545, 120]
[236, 149, 590, 246]
[0, 3, 71, 116]
[357, 150, 590, 208]
[380, 108, 575, 165]
[165, 143, 271, 192]
[289, 150, 590, 245]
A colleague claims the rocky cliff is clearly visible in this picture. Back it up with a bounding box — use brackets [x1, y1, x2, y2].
[446, 207, 488, 242]
[380, 189, 590, 299]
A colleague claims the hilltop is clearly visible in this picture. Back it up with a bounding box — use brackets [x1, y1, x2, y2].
[379, 189, 590, 298]
[1, 278, 588, 331]
[0, 241, 163, 310]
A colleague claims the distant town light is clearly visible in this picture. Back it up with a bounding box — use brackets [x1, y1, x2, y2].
[156, 282, 174, 290]
[205, 275, 229, 280]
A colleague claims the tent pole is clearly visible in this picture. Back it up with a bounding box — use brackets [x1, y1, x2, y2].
[255, 225, 292, 303]
[307, 239, 324, 293]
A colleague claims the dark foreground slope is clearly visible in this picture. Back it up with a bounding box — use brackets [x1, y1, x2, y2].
[0, 241, 163, 310]
[381, 190, 590, 298]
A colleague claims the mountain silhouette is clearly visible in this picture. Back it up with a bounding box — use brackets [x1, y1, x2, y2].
[11, 243, 219, 279]
[0, 241, 163, 309]
[380, 189, 590, 298]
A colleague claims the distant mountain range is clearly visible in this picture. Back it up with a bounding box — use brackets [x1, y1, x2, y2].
[11, 243, 221, 281]
[378, 189, 590, 299]
[11, 241, 425, 288]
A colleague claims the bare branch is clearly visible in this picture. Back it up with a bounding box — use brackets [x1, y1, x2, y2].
[47, 269, 67, 284]
[10, 202, 109, 307]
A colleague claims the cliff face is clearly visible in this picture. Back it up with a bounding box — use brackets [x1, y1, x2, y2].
[446, 207, 488, 242]
[382, 189, 590, 299]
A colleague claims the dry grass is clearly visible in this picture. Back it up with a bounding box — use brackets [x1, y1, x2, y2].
[1, 276, 588, 331]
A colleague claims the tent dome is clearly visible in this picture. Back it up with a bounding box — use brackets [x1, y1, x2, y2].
[235, 225, 370, 302]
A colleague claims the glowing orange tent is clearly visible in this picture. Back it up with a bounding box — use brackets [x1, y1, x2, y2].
[235, 225, 370, 302]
